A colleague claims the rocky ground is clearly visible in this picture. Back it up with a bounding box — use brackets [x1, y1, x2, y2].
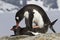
[0, 33, 60, 40]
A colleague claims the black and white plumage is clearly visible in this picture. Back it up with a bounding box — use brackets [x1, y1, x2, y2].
[11, 25, 34, 36]
[14, 4, 58, 36]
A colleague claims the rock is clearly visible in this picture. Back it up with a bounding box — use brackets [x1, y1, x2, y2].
[0, 33, 60, 40]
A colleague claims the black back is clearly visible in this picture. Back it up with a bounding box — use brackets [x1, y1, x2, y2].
[15, 4, 57, 33]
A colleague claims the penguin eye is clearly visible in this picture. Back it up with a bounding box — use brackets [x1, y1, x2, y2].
[16, 17, 19, 20]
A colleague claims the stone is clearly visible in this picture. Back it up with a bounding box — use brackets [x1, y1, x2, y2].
[0, 33, 60, 40]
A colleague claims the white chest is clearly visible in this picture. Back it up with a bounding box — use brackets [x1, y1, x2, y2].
[32, 9, 44, 28]
[24, 9, 44, 28]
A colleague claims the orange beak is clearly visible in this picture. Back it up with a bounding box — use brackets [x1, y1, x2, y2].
[15, 21, 19, 29]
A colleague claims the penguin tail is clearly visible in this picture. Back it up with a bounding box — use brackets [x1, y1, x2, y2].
[50, 19, 58, 33]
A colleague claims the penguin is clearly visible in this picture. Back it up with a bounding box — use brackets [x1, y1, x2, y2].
[13, 4, 58, 36]
[11, 25, 34, 36]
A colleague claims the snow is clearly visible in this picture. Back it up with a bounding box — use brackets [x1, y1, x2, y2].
[0, 0, 60, 12]
[57, 0, 60, 10]
[0, 1, 19, 13]
[27, 0, 60, 11]
[27, 0, 48, 11]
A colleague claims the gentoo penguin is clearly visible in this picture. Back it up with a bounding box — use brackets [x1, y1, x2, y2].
[11, 25, 34, 36]
[13, 4, 58, 36]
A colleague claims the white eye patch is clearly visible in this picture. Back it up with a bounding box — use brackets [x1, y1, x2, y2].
[16, 17, 19, 20]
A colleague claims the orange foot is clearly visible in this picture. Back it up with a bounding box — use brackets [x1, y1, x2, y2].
[32, 26, 40, 28]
